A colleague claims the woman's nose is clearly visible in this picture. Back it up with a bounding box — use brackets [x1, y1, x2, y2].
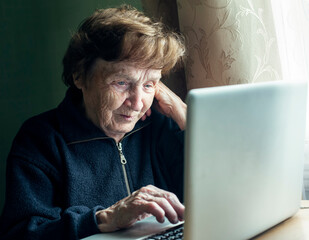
[125, 87, 143, 111]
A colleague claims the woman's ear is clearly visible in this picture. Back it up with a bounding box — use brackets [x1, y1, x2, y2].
[73, 73, 83, 89]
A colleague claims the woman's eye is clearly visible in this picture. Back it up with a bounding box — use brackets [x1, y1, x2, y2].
[117, 81, 127, 86]
[112, 80, 129, 92]
[144, 82, 154, 89]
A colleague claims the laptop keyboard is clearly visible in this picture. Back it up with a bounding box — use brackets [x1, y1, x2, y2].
[143, 223, 184, 240]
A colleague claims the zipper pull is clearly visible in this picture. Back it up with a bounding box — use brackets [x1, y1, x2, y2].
[117, 142, 131, 196]
[117, 142, 127, 164]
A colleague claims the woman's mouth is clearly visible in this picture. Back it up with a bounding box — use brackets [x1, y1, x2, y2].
[120, 114, 135, 121]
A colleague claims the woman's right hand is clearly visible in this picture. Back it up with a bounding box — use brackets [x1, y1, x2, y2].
[95, 185, 185, 232]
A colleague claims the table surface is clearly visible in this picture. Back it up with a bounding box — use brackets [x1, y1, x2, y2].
[252, 200, 309, 240]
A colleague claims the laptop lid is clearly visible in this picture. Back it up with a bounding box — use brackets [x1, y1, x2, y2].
[184, 81, 308, 240]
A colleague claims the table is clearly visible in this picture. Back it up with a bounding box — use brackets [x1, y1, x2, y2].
[252, 200, 309, 240]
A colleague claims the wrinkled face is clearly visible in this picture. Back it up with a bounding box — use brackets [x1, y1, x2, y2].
[74, 59, 161, 142]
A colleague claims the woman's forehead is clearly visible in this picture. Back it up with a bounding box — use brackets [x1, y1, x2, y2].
[93, 59, 162, 80]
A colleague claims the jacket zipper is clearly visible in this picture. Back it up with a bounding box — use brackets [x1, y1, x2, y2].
[117, 142, 131, 196]
[67, 123, 151, 195]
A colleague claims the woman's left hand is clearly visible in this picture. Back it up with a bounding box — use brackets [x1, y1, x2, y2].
[153, 82, 187, 130]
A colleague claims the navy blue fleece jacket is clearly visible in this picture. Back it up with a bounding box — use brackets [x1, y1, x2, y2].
[0, 88, 184, 240]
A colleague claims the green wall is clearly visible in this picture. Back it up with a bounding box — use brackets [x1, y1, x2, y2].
[0, 0, 142, 213]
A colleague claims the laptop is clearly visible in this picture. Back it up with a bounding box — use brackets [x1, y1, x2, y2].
[83, 81, 308, 240]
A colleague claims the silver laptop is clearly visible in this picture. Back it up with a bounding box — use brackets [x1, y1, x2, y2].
[83, 81, 308, 240]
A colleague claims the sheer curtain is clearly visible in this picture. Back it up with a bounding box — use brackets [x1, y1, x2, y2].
[270, 0, 309, 199]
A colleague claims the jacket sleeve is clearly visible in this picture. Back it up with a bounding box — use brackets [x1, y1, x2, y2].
[0, 120, 103, 240]
[151, 111, 185, 202]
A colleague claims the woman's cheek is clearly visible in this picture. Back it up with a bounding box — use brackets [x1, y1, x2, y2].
[144, 93, 155, 110]
[102, 89, 125, 110]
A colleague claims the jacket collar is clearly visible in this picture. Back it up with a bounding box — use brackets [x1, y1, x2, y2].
[56, 88, 151, 145]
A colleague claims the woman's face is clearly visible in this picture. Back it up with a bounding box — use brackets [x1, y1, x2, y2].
[74, 59, 161, 142]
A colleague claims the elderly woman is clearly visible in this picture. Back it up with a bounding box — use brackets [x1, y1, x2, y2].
[0, 5, 186, 240]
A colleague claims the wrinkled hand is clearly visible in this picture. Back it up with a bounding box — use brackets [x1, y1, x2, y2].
[153, 82, 187, 130]
[96, 185, 185, 232]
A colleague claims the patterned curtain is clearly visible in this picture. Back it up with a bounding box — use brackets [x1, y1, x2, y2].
[176, 0, 284, 90]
